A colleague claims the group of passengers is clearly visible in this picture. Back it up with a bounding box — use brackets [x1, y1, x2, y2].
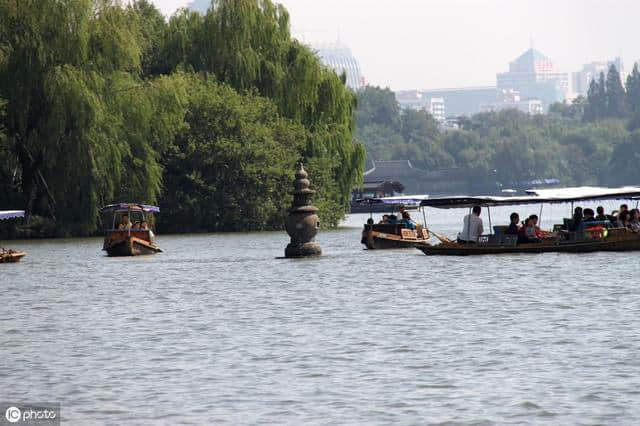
[117, 214, 149, 231]
[457, 203, 640, 244]
[377, 209, 417, 230]
[504, 212, 553, 243]
[569, 204, 640, 232]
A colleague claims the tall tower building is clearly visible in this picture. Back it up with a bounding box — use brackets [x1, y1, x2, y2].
[313, 42, 364, 91]
[496, 48, 569, 108]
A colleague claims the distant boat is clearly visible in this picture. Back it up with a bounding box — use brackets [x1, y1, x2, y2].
[355, 196, 431, 249]
[100, 203, 162, 256]
[0, 210, 26, 263]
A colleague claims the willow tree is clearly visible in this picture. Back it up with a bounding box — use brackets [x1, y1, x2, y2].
[0, 0, 171, 234]
[164, 0, 364, 224]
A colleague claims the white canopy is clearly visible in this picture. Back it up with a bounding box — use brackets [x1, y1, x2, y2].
[356, 194, 429, 205]
[0, 210, 25, 220]
[361, 186, 640, 209]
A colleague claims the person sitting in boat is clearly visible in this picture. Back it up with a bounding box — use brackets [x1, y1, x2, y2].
[517, 218, 532, 242]
[118, 214, 132, 230]
[378, 214, 390, 224]
[388, 214, 398, 224]
[458, 205, 483, 244]
[582, 208, 596, 223]
[616, 210, 630, 228]
[595, 206, 608, 221]
[505, 212, 520, 235]
[400, 211, 416, 230]
[629, 209, 640, 232]
[569, 207, 583, 231]
[519, 214, 552, 243]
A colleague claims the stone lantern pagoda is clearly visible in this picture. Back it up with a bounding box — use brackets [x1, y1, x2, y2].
[284, 163, 322, 258]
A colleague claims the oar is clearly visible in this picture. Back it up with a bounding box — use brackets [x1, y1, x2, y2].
[425, 228, 453, 244]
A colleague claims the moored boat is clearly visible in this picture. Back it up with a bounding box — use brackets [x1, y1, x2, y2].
[0, 210, 26, 262]
[100, 203, 162, 256]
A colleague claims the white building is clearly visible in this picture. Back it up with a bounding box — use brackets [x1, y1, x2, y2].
[571, 57, 625, 98]
[395, 91, 446, 122]
[480, 89, 543, 115]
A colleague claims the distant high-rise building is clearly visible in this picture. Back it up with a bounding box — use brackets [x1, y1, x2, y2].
[313, 43, 364, 90]
[571, 57, 625, 98]
[496, 48, 569, 109]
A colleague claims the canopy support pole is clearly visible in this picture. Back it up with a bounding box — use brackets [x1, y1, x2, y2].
[539, 204, 543, 228]
[488, 206, 492, 235]
[421, 207, 427, 227]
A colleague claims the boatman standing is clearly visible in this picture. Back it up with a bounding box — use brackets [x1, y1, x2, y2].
[458, 205, 483, 244]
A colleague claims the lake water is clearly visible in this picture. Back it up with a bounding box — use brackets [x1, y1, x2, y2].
[3, 204, 640, 425]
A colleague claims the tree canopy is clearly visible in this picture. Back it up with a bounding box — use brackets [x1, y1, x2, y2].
[356, 81, 640, 192]
[0, 0, 364, 236]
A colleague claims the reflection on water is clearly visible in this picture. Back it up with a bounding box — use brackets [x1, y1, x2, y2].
[2, 208, 640, 424]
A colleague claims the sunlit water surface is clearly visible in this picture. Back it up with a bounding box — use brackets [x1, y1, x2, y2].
[2, 204, 640, 424]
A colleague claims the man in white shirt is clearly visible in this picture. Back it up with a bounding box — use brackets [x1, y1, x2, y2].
[458, 205, 483, 243]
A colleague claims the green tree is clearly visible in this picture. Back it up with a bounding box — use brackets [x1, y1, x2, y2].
[132, 0, 169, 76]
[355, 86, 401, 130]
[585, 72, 607, 122]
[608, 130, 640, 184]
[605, 64, 626, 118]
[626, 63, 640, 114]
[159, 77, 306, 232]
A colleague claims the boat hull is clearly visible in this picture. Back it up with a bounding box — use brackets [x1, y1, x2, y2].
[0, 250, 26, 263]
[416, 232, 640, 256]
[361, 224, 429, 249]
[103, 233, 161, 256]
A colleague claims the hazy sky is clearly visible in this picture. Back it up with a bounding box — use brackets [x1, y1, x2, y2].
[151, 0, 640, 90]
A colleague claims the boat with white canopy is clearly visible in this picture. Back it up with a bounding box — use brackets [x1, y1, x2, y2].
[0, 210, 26, 263]
[364, 186, 640, 255]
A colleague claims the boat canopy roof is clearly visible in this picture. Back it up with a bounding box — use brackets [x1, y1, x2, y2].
[360, 186, 640, 209]
[356, 195, 429, 205]
[100, 203, 160, 214]
[0, 210, 25, 220]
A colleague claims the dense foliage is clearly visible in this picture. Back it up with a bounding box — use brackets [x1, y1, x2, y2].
[356, 68, 640, 191]
[0, 0, 364, 236]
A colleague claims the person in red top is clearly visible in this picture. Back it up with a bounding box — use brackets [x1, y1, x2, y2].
[529, 214, 553, 239]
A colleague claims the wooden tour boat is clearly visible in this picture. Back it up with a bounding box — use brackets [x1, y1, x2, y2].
[1, 248, 26, 263]
[357, 195, 431, 249]
[101, 203, 162, 256]
[0, 210, 26, 263]
[366, 187, 640, 256]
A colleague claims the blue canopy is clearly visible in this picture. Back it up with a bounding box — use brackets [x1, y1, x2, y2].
[0, 210, 25, 220]
[100, 203, 160, 214]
